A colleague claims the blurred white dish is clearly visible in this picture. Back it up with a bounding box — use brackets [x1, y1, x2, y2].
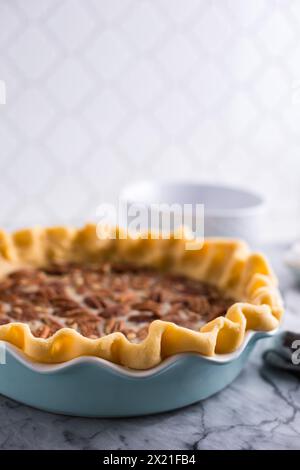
[285, 242, 300, 281]
[120, 181, 265, 243]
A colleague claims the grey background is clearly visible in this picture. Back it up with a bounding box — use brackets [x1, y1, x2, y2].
[0, 0, 299, 240]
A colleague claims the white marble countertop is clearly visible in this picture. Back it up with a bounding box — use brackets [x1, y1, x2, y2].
[0, 244, 299, 450]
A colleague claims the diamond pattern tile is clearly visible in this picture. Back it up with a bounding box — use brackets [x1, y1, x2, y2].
[224, 93, 257, 137]
[120, 59, 163, 109]
[16, 0, 58, 19]
[121, 1, 167, 52]
[0, 181, 19, 224]
[189, 119, 225, 160]
[82, 146, 125, 198]
[11, 204, 51, 230]
[283, 105, 300, 135]
[83, 89, 127, 140]
[287, 44, 300, 76]
[0, 2, 21, 46]
[188, 61, 229, 110]
[8, 89, 55, 138]
[89, 0, 134, 22]
[46, 58, 94, 110]
[0, 0, 299, 241]
[7, 27, 58, 79]
[45, 174, 90, 220]
[7, 146, 54, 196]
[226, 38, 262, 82]
[86, 30, 132, 80]
[46, 0, 95, 51]
[46, 118, 91, 166]
[193, 4, 232, 54]
[251, 118, 285, 155]
[155, 90, 196, 136]
[157, 34, 198, 81]
[151, 146, 193, 179]
[254, 66, 289, 109]
[258, 9, 295, 56]
[0, 120, 17, 160]
[160, 0, 204, 24]
[225, 0, 267, 28]
[290, 1, 300, 25]
[0, 59, 20, 98]
[118, 116, 161, 164]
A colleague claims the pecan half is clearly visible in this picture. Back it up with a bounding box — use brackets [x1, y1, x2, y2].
[83, 295, 105, 309]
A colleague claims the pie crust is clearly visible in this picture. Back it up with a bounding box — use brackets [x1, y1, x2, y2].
[0, 224, 283, 369]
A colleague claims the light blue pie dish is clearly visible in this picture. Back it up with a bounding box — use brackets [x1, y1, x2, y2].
[0, 329, 277, 417]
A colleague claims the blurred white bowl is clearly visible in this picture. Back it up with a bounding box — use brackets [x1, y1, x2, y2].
[285, 242, 300, 282]
[120, 181, 265, 243]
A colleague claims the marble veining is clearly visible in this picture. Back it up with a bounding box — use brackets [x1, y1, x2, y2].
[0, 244, 299, 450]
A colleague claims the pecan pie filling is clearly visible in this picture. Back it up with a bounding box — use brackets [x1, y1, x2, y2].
[0, 263, 235, 342]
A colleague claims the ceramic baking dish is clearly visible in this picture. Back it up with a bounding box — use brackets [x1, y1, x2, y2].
[0, 328, 277, 417]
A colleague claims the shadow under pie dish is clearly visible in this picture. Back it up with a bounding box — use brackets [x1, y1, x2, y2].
[0, 225, 283, 416]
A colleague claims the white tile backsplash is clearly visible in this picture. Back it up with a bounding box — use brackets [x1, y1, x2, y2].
[0, 0, 299, 241]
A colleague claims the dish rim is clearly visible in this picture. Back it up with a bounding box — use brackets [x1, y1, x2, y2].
[120, 180, 266, 218]
[0, 327, 279, 378]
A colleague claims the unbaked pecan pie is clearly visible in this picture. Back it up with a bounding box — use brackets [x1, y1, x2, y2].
[0, 225, 283, 369]
[0, 262, 234, 342]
